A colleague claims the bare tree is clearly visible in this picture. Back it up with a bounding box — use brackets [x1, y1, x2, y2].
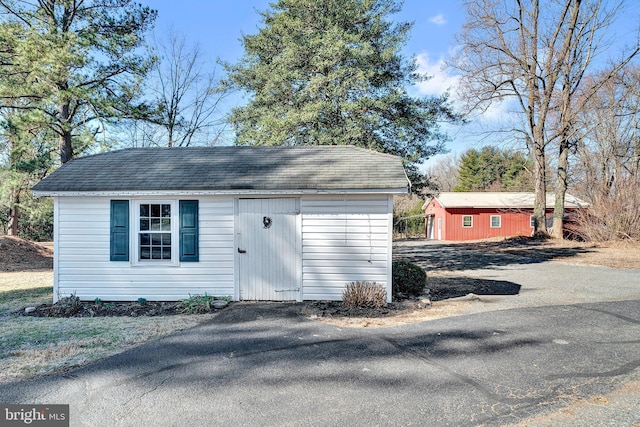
[547, 4, 639, 238]
[425, 154, 459, 192]
[571, 64, 640, 240]
[134, 30, 229, 147]
[574, 65, 640, 196]
[451, 0, 638, 236]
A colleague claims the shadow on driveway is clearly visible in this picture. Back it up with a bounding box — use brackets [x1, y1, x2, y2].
[394, 240, 529, 301]
[393, 239, 595, 273]
[428, 277, 521, 301]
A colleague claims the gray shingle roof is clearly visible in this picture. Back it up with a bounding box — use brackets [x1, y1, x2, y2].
[32, 146, 410, 194]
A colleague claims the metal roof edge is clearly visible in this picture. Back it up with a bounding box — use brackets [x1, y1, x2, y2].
[33, 188, 409, 197]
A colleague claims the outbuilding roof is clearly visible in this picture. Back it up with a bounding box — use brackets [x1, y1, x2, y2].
[32, 146, 410, 195]
[426, 192, 589, 209]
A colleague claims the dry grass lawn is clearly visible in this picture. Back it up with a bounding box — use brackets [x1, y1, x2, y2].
[507, 380, 640, 427]
[0, 266, 214, 385]
[459, 237, 640, 269]
[0, 271, 53, 313]
[0, 313, 213, 384]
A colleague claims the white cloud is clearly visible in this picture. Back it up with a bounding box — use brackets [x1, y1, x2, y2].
[414, 51, 523, 153]
[429, 14, 447, 26]
[415, 52, 518, 123]
[414, 52, 458, 96]
[476, 99, 518, 123]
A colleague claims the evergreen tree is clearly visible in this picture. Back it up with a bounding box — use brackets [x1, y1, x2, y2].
[454, 146, 533, 192]
[502, 151, 534, 191]
[223, 0, 461, 187]
[0, 0, 157, 164]
[0, 109, 54, 237]
[453, 149, 482, 191]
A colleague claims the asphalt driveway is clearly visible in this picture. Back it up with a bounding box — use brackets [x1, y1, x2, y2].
[1, 299, 639, 426]
[395, 239, 640, 314]
[1, 242, 639, 426]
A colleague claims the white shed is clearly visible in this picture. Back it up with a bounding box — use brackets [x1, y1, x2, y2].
[32, 146, 410, 303]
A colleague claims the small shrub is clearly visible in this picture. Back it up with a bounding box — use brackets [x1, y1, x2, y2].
[58, 293, 82, 309]
[49, 293, 83, 316]
[392, 260, 427, 298]
[178, 293, 213, 314]
[572, 179, 640, 241]
[137, 297, 148, 306]
[94, 298, 102, 305]
[342, 281, 387, 309]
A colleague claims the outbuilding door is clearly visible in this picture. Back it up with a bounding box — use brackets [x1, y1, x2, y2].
[426, 215, 434, 239]
[237, 198, 301, 301]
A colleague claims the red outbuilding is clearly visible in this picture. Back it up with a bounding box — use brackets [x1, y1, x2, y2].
[423, 192, 589, 241]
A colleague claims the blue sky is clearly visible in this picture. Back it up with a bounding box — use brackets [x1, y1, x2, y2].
[144, 1, 465, 63]
[142, 1, 639, 165]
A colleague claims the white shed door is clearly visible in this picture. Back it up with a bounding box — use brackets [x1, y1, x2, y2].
[237, 198, 301, 301]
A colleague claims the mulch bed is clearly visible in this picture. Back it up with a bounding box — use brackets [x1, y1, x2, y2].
[17, 301, 189, 318]
[302, 299, 422, 318]
[18, 299, 424, 319]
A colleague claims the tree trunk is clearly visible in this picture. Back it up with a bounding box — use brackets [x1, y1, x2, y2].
[59, 102, 73, 163]
[167, 122, 174, 147]
[552, 139, 570, 239]
[531, 136, 548, 235]
[7, 189, 20, 237]
[633, 120, 639, 176]
[59, 131, 73, 164]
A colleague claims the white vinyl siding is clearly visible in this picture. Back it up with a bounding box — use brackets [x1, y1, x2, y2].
[55, 196, 235, 301]
[300, 195, 392, 302]
[54, 193, 395, 303]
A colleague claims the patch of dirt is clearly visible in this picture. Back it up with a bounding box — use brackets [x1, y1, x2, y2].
[302, 300, 419, 318]
[303, 300, 419, 318]
[0, 236, 53, 272]
[301, 299, 470, 327]
[507, 380, 640, 427]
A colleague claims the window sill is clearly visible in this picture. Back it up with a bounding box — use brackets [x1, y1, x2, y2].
[130, 260, 181, 267]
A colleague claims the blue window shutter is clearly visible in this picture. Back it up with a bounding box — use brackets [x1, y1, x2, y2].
[110, 200, 129, 261]
[180, 200, 199, 262]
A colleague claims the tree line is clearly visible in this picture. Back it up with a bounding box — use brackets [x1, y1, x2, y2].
[450, 0, 639, 239]
[1, 0, 638, 242]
